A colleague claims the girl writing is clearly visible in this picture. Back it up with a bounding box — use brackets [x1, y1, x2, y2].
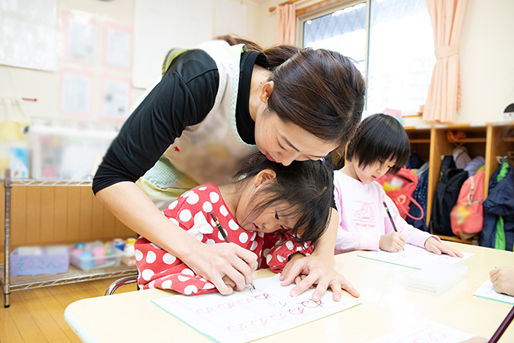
[93, 35, 365, 298]
[334, 114, 461, 256]
[135, 153, 346, 296]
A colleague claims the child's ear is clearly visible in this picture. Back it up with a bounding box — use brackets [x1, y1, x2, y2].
[253, 169, 277, 187]
[259, 81, 274, 103]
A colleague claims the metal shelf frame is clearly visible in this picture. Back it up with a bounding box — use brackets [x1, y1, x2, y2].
[1, 169, 137, 307]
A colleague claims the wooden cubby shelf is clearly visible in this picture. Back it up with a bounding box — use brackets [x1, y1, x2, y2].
[406, 121, 513, 244]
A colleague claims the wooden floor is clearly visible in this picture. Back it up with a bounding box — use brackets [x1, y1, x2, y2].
[0, 277, 137, 342]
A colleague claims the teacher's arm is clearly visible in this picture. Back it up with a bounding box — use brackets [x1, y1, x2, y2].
[280, 208, 359, 301]
[93, 53, 256, 294]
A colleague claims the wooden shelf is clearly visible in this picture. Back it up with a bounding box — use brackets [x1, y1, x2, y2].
[436, 234, 474, 245]
[451, 138, 486, 143]
[409, 139, 430, 144]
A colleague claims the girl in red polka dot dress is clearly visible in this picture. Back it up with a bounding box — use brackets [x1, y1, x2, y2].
[135, 153, 333, 295]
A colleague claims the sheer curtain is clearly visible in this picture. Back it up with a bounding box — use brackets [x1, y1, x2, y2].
[423, 0, 468, 123]
[277, 4, 296, 45]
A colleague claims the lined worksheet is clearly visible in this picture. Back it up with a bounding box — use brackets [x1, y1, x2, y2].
[474, 279, 514, 305]
[152, 275, 360, 342]
[358, 244, 474, 269]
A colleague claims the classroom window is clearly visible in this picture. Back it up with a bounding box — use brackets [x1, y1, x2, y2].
[301, 0, 435, 115]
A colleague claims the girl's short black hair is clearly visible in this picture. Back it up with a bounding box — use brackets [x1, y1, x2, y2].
[234, 153, 333, 243]
[346, 113, 410, 174]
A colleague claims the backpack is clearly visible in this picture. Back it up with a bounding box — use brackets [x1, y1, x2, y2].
[450, 170, 485, 239]
[377, 167, 424, 220]
[407, 168, 430, 232]
[431, 156, 469, 236]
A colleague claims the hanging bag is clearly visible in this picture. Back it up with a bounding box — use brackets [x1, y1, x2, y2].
[377, 167, 424, 220]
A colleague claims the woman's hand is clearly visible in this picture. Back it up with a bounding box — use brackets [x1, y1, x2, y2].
[280, 253, 359, 301]
[379, 232, 406, 252]
[424, 237, 463, 257]
[490, 267, 514, 296]
[183, 242, 258, 295]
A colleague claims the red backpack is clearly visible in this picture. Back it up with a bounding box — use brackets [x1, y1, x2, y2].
[377, 167, 424, 220]
[450, 170, 485, 239]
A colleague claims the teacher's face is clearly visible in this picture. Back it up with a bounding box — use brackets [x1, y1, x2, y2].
[254, 112, 338, 166]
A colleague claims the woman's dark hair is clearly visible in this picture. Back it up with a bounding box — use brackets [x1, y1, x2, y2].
[346, 113, 410, 174]
[234, 153, 333, 243]
[218, 35, 366, 147]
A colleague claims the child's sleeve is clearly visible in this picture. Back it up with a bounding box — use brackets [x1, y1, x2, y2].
[335, 230, 381, 252]
[264, 232, 313, 273]
[382, 195, 438, 248]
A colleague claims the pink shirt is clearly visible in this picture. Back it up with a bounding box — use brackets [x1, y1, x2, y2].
[334, 171, 433, 254]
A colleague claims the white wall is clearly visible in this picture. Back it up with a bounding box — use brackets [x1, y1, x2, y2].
[2, 0, 512, 127]
[459, 0, 514, 124]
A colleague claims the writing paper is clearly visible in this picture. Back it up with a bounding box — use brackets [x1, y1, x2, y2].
[358, 244, 474, 269]
[152, 275, 360, 343]
[474, 279, 514, 305]
[369, 320, 473, 343]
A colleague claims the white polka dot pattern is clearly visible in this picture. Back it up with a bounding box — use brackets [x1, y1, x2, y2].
[161, 280, 172, 289]
[228, 219, 239, 231]
[203, 283, 215, 290]
[179, 209, 192, 222]
[135, 184, 314, 296]
[168, 200, 178, 210]
[219, 205, 228, 216]
[239, 232, 248, 243]
[178, 275, 190, 282]
[184, 285, 198, 295]
[202, 201, 213, 212]
[186, 192, 199, 205]
[181, 268, 194, 276]
[135, 249, 143, 261]
[162, 253, 176, 265]
[142, 269, 154, 281]
[146, 250, 156, 263]
[209, 192, 219, 203]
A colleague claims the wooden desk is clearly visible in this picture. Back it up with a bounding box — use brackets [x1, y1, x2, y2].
[64, 242, 514, 342]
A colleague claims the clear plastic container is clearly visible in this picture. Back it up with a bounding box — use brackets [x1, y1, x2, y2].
[70, 241, 123, 270]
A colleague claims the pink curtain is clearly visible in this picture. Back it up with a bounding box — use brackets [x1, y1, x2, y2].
[423, 0, 468, 123]
[277, 4, 296, 45]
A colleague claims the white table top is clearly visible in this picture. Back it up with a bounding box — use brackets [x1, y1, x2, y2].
[65, 242, 514, 342]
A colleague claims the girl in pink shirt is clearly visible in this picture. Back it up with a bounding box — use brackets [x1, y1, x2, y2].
[334, 114, 461, 256]
[136, 153, 334, 295]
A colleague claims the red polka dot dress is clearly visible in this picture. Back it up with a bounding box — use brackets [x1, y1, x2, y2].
[135, 184, 312, 295]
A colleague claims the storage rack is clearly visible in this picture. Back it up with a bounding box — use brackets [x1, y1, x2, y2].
[1, 170, 137, 308]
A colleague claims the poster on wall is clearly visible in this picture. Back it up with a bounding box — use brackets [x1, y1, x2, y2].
[101, 77, 130, 119]
[60, 70, 93, 116]
[61, 10, 96, 63]
[0, 0, 57, 70]
[104, 23, 132, 69]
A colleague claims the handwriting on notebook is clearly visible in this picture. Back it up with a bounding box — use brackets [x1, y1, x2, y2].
[153, 275, 360, 342]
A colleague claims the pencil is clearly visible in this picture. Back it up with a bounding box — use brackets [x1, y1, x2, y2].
[210, 212, 230, 243]
[383, 201, 398, 232]
[209, 212, 255, 290]
[489, 306, 514, 343]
